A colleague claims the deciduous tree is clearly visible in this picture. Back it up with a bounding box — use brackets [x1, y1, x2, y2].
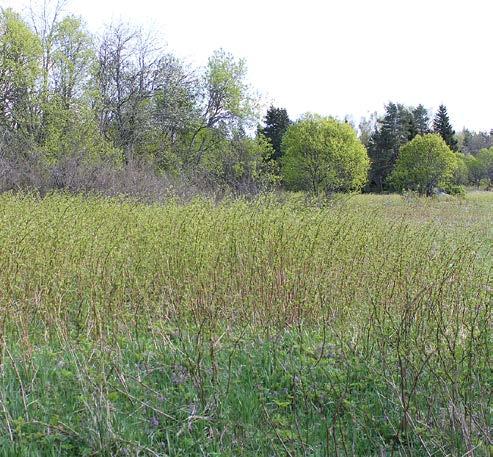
[389, 133, 458, 195]
[0, 9, 42, 140]
[281, 114, 369, 194]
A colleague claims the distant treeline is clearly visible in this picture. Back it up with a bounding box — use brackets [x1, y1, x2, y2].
[1, 2, 492, 197]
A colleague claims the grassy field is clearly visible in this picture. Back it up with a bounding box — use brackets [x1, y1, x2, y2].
[0, 191, 491, 456]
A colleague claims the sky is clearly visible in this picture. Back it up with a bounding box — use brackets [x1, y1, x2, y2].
[3, 0, 493, 131]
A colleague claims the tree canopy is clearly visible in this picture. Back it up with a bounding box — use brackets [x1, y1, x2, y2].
[0, 8, 42, 139]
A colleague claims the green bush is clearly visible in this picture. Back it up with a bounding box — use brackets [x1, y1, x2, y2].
[441, 182, 466, 196]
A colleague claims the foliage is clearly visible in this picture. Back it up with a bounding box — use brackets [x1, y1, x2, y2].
[0, 4, 274, 191]
[281, 114, 370, 193]
[0, 3, 491, 196]
[453, 153, 469, 185]
[461, 147, 493, 188]
[389, 134, 459, 195]
[463, 153, 484, 185]
[40, 99, 117, 162]
[204, 49, 251, 121]
[199, 129, 280, 192]
[185, 49, 256, 167]
[358, 111, 378, 147]
[411, 104, 430, 136]
[50, 15, 94, 105]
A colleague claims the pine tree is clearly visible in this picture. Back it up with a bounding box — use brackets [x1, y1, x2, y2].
[262, 106, 291, 161]
[433, 104, 458, 151]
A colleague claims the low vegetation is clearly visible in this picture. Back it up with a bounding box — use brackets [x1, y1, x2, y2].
[0, 192, 491, 456]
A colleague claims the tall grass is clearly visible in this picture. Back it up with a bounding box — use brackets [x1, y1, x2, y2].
[0, 192, 491, 455]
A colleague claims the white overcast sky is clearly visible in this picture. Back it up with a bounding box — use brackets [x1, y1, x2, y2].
[3, 0, 493, 130]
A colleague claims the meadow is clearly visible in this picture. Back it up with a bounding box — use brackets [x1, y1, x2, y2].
[0, 191, 491, 456]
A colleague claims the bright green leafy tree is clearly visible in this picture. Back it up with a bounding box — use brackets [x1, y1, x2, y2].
[281, 114, 370, 194]
[40, 15, 107, 160]
[389, 133, 459, 195]
[187, 49, 254, 166]
[0, 8, 42, 139]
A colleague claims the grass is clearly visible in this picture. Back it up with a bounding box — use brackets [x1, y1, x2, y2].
[0, 191, 491, 456]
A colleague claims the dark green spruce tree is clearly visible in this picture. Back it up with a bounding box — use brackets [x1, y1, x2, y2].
[367, 102, 414, 191]
[262, 106, 291, 161]
[433, 104, 458, 150]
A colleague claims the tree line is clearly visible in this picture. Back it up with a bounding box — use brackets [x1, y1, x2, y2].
[262, 102, 492, 195]
[1, 2, 492, 197]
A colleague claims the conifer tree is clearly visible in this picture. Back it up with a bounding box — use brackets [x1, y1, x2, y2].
[433, 104, 458, 151]
[411, 104, 430, 136]
[262, 106, 291, 161]
[367, 103, 414, 191]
